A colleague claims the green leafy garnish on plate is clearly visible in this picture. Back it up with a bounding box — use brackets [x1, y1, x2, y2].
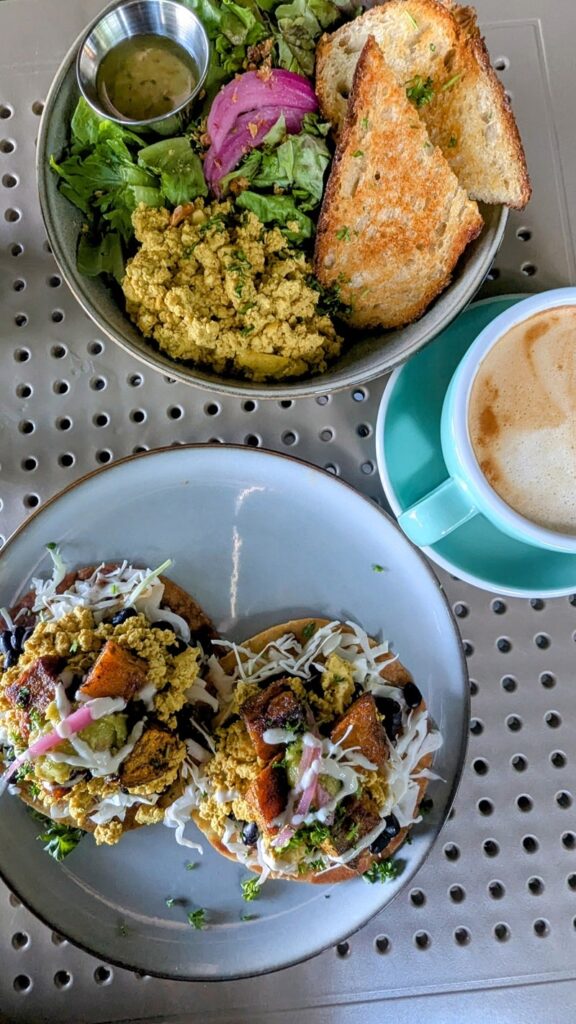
[363, 859, 403, 884]
[187, 908, 207, 929]
[241, 877, 262, 901]
[36, 817, 85, 862]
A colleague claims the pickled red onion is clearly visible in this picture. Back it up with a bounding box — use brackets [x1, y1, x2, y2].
[205, 107, 306, 195]
[207, 70, 317, 153]
[1, 705, 97, 797]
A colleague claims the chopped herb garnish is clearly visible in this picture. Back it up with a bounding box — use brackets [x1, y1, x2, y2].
[372, 563, 385, 573]
[430, 42, 436, 51]
[110, 583, 118, 595]
[336, 226, 351, 242]
[361, 116, 370, 130]
[419, 797, 434, 816]
[185, 861, 197, 871]
[46, 542, 57, 551]
[241, 912, 258, 921]
[15, 760, 33, 780]
[165, 897, 176, 907]
[363, 859, 403, 884]
[448, 134, 458, 148]
[346, 822, 360, 843]
[441, 73, 463, 91]
[405, 75, 435, 108]
[69, 640, 79, 654]
[241, 878, 262, 902]
[36, 817, 84, 862]
[308, 276, 352, 319]
[308, 823, 330, 847]
[405, 11, 419, 29]
[16, 687, 31, 709]
[302, 621, 317, 641]
[187, 908, 206, 929]
[29, 709, 43, 731]
[309, 858, 326, 871]
[352, 150, 364, 158]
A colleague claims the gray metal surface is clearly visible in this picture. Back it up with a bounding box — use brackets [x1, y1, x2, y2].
[1, 0, 576, 1021]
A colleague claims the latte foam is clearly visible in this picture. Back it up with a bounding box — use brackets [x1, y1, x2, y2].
[468, 305, 576, 534]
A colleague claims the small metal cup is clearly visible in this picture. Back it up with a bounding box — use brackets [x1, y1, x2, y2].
[76, 0, 210, 135]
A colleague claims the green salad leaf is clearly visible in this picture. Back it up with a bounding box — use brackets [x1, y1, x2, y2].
[51, 98, 210, 282]
[138, 138, 208, 206]
[183, 0, 270, 97]
[224, 113, 331, 241]
[274, 0, 341, 76]
[236, 191, 313, 240]
[77, 233, 125, 283]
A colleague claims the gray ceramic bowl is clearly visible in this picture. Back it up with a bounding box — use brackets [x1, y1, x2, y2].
[37, 29, 508, 399]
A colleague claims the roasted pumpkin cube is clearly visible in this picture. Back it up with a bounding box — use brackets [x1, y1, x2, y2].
[5, 655, 63, 713]
[241, 679, 311, 761]
[320, 796, 382, 859]
[120, 726, 185, 789]
[245, 757, 289, 830]
[79, 640, 148, 700]
[331, 693, 388, 769]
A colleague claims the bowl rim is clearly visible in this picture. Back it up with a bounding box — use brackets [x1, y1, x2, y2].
[37, 24, 509, 399]
[75, 0, 210, 128]
[0, 441, 470, 980]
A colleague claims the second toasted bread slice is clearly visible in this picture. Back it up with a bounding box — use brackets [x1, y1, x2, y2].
[314, 36, 483, 330]
[315, 0, 530, 209]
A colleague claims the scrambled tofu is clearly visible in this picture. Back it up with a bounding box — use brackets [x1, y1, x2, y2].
[196, 720, 260, 835]
[122, 200, 342, 382]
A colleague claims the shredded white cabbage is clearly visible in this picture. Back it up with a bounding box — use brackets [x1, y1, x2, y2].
[29, 554, 190, 641]
[186, 682, 219, 713]
[89, 791, 159, 826]
[163, 777, 204, 852]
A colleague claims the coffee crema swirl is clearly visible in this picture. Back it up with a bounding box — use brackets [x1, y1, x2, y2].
[468, 306, 576, 535]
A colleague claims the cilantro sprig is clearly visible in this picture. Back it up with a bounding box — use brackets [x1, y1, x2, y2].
[405, 75, 435, 108]
[241, 878, 262, 902]
[35, 817, 85, 862]
[363, 859, 403, 884]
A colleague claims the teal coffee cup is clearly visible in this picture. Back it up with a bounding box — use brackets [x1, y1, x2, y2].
[398, 288, 576, 554]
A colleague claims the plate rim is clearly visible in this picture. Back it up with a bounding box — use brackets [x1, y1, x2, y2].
[0, 443, 470, 980]
[375, 294, 576, 599]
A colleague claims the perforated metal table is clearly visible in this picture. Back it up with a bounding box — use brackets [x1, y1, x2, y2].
[1, 1, 576, 1021]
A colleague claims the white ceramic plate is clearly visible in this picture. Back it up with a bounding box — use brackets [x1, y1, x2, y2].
[0, 446, 468, 980]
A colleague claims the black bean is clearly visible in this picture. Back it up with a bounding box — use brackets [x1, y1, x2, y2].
[168, 638, 188, 656]
[13, 626, 27, 647]
[0, 630, 14, 655]
[111, 607, 138, 626]
[404, 682, 422, 709]
[375, 697, 403, 742]
[242, 822, 259, 846]
[151, 620, 176, 633]
[370, 814, 401, 854]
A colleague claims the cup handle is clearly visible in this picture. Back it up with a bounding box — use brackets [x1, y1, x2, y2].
[397, 479, 478, 546]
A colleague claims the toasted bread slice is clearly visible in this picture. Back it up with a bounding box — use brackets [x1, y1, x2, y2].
[314, 36, 483, 330]
[315, 0, 530, 209]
